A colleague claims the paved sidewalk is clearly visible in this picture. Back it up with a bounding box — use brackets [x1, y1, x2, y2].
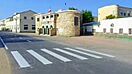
[42, 36, 132, 50]
[0, 48, 12, 74]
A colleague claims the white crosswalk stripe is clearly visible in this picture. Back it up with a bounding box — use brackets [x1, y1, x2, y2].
[11, 51, 31, 68]
[10, 47, 114, 68]
[41, 49, 71, 62]
[27, 50, 52, 65]
[53, 48, 88, 60]
[76, 47, 115, 58]
[64, 48, 102, 59]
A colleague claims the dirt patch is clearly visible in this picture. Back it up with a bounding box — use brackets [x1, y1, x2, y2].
[0, 48, 12, 74]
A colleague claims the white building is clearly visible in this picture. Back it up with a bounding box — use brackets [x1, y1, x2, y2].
[94, 17, 132, 35]
[3, 10, 37, 33]
[0, 20, 6, 30]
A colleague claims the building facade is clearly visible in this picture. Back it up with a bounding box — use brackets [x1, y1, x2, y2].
[98, 5, 132, 21]
[35, 10, 81, 37]
[94, 17, 132, 35]
[2, 10, 36, 33]
[0, 20, 6, 30]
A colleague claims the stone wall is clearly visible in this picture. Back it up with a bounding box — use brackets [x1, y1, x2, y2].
[56, 11, 81, 37]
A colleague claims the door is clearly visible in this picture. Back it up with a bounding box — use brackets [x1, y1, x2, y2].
[45, 26, 49, 35]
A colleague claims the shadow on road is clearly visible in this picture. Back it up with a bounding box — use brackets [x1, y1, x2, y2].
[0, 31, 44, 44]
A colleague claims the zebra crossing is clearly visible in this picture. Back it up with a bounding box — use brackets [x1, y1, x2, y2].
[10, 47, 115, 68]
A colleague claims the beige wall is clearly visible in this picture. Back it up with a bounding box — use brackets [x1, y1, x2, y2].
[20, 11, 36, 32]
[98, 5, 118, 21]
[35, 13, 56, 35]
[98, 5, 132, 21]
[35, 14, 42, 34]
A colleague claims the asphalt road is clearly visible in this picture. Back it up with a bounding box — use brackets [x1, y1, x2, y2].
[0, 32, 132, 74]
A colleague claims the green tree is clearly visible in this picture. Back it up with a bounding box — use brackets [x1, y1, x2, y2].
[69, 7, 77, 10]
[106, 14, 116, 19]
[82, 10, 94, 23]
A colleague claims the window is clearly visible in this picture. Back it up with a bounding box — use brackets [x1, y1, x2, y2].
[46, 16, 49, 18]
[56, 14, 59, 17]
[119, 28, 123, 34]
[128, 13, 130, 16]
[50, 25, 53, 29]
[92, 29, 96, 33]
[47, 21, 49, 24]
[74, 17, 79, 26]
[120, 12, 123, 16]
[24, 25, 28, 30]
[110, 23, 114, 27]
[124, 13, 126, 16]
[110, 28, 113, 33]
[37, 18, 40, 21]
[43, 16, 45, 19]
[103, 28, 106, 33]
[50, 15, 53, 18]
[24, 16, 27, 19]
[32, 25, 35, 30]
[31, 17, 34, 20]
[129, 28, 132, 34]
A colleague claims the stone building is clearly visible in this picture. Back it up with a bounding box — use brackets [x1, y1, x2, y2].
[35, 10, 81, 37]
[98, 5, 132, 21]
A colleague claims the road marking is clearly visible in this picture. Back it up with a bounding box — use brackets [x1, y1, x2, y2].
[41, 49, 71, 62]
[11, 51, 31, 68]
[65, 48, 102, 59]
[76, 47, 115, 58]
[53, 48, 88, 60]
[0, 37, 8, 50]
[27, 50, 52, 65]
[27, 40, 31, 42]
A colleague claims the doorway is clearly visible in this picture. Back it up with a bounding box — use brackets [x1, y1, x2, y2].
[44, 26, 49, 35]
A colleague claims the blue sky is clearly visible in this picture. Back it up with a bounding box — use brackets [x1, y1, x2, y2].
[0, 0, 132, 19]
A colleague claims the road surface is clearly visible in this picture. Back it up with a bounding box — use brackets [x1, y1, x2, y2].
[0, 32, 132, 74]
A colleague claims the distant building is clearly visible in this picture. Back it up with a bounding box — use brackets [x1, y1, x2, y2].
[3, 10, 37, 33]
[94, 17, 132, 35]
[98, 5, 132, 21]
[0, 20, 6, 30]
[0, 10, 81, 36]
[35, 10, 81, 37]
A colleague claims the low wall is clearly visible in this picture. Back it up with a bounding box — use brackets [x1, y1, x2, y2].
[95, 32, 132, 40]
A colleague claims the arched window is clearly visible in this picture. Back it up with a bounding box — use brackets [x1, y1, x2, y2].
[50, 25, 53, 29]
[46, 16, 49, 18]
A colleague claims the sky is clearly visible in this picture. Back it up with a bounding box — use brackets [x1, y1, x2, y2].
[0, 0, 132, 19]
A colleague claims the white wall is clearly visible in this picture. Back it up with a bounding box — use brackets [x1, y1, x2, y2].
[94, 17, 132, 35]
[11, 14, 21, 32]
